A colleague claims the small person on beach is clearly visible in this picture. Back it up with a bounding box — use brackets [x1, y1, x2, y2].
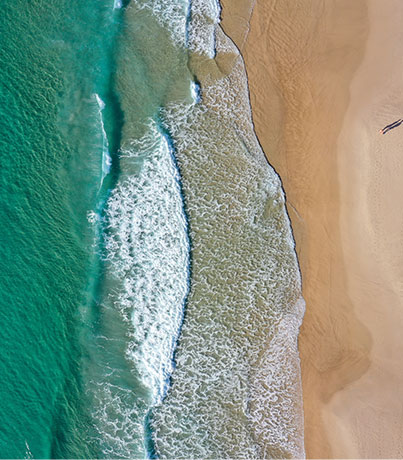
[379, 119, 403, 134]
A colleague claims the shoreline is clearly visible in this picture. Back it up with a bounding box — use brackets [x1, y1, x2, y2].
[152, 1, 306, 456]
[221, 0, 403, 457]
[221, 0, 370, 455]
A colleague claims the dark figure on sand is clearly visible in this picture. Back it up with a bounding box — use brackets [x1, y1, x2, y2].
[380, 119, 403, 134]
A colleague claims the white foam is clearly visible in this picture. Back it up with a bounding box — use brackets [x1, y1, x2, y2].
[104, 120, 189, 402]
[90, 381, 147, 457]
[113, 0, 122, 8]
[95, 93, 106, 110]
[130, 0, 189, 49]
[190, 81, 201, 104]
[128, 0, 221, 57]
[94, 94, 112, 186]
[24, 441, 33, 460]
[88, 119, 190, 458]
[187, 0, 220, 57]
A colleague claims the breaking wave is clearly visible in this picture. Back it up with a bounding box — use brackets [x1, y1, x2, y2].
[86, 0, 305, 457]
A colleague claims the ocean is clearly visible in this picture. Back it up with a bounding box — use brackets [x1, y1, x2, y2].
[0, 0, 304, 458]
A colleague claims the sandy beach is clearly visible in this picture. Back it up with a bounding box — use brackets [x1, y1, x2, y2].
[221, 0, 403, 457]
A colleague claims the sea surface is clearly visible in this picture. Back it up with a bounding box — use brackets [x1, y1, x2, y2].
[0, 0, 304, 458]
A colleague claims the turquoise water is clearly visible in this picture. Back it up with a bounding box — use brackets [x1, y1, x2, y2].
[0, 1, 123, 457]
[0, 0, 305, 458]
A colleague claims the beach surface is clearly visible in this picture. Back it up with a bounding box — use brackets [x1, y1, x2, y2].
[221, 0, 403, 457]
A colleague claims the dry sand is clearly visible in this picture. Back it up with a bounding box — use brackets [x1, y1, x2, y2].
[220, 0, 403, 457]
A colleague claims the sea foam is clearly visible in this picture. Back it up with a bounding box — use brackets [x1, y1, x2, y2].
[104, 121, 189, 402]
[150, 0, 305, 458]
[88, 120, 190, 458]
[95, 94, 112, 187]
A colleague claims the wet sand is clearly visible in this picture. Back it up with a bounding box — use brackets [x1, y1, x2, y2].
[220, 0, 403, 457]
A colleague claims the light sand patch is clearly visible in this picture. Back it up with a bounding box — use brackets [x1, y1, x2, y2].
[327, 1, 403, 457]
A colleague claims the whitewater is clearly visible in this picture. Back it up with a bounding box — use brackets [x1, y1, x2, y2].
[81, 0, 307, 458]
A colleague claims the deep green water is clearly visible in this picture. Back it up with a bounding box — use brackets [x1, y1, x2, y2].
[0, 1, 122, 457]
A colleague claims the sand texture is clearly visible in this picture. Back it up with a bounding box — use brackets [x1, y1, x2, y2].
[220, 0, 403, 457]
